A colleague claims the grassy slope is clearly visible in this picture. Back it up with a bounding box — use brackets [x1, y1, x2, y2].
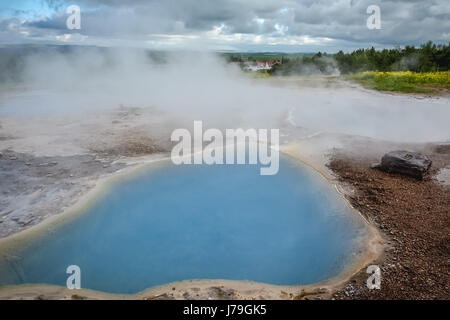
[345, 71, 450, 94]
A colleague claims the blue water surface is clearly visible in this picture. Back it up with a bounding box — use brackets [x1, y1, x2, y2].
[0, 155, 366, 294]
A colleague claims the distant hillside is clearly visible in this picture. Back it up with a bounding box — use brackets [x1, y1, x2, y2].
[0, 45, 167, 84]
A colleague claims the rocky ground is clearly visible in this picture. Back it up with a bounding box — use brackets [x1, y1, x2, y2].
[0, 150, 127, 238]
[328, 142, 450, 300]
[0, 106, 173, 238]
[1, 100, 449, 300]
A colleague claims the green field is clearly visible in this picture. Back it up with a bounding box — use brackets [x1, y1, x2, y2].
[345, 71, 450, 93]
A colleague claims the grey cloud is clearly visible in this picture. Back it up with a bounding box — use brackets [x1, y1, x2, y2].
[2, 0, 449, 50]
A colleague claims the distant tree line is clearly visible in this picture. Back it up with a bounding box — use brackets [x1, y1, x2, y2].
[269, 41, 449, 75]
[335, 41, 449, 73]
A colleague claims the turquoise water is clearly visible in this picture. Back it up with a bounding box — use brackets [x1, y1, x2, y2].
[0, 155, 366, 294]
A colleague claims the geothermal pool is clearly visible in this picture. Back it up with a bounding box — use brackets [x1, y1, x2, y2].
[0, 155, 367, 294]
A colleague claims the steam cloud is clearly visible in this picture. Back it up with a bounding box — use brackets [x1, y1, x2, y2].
[0, 47, 449, 143]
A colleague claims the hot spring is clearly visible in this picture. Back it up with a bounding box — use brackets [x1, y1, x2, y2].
[0, 154, 368, 294]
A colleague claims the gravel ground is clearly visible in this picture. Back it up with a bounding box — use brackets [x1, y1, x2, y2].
[328, 143, 450, 300]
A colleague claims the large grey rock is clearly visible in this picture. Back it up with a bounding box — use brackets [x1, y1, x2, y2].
[372, 150, 432, 180]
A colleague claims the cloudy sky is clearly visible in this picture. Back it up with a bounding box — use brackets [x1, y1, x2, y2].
[0, 0, 449, 52]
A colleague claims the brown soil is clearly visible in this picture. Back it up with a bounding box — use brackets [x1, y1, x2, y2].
[88, 129, 168, 157]
[328, 146, 450, 299]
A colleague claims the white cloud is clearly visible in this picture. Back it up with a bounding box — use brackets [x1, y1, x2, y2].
[0, 0, 448, 51]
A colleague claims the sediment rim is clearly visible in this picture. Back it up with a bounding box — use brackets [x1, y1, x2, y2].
[0, 143, 385, 299]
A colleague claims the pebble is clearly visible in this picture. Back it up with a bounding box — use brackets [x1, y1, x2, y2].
[39, 162, 58, 167]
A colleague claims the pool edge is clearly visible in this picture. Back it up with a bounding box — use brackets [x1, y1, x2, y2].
[0, 143, 386, 300]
